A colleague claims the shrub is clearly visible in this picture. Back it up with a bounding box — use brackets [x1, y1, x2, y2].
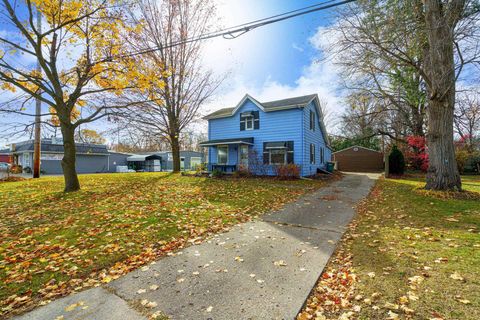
[211, 169, 224, 178]
[406, 136, 429, 172]
[10, 165, 22, 174]
[456, 150, 480, 174]
[195, 162, 206, 173]
[233, 165, 250, 178]
[273, 164, 300, 180]
[389, 145, 405, 175]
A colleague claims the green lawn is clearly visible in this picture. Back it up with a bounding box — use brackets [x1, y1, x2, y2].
[0, 173, 327, 317]
[299, 175, 480, 320]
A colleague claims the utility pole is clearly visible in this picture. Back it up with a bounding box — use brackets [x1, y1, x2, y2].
[33, 8, 41, 178]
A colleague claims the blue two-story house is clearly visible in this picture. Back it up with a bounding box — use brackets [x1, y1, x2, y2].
[200, 94, 332, 177]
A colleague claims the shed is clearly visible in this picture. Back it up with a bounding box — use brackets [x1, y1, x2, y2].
[333, 146, 384, 172]
[127, 154, 162, 172]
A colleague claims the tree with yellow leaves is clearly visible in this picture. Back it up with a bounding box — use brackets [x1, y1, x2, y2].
[0, 0, 161, 191]
[115, 0, 221, 172]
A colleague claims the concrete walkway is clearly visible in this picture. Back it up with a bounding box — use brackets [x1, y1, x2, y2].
[14, 173, 378, 320]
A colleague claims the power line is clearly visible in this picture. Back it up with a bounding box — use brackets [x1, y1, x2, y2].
[115, 0, 356, 60]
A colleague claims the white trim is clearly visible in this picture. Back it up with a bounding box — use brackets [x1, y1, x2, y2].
[332, 145, 382, 154]
[200, 140, 253, 147]
[231, 94, 265, 115]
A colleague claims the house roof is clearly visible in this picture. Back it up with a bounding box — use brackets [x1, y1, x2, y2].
[199, 137, 254, 147]
[204, 107, 235, 119]
[333, 145, 382, 154]
[261, 94, 318, 109]
[204, 94, 318, 120]
[127, 154, 163, 162]
[8, 139, 110, 155]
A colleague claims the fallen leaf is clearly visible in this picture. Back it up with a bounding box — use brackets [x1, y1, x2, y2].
[273, 260, 287, 267]
[449, 272, 464, 281]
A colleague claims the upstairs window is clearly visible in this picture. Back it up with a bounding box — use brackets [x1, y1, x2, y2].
[310, 144, 315, 164]
[240, 111, 259, 131]
[309, 110, 315, 131]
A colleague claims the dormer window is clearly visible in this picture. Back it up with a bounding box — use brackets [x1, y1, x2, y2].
[240, 111, 259, 131]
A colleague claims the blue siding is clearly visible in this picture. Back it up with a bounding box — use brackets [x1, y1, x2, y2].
[302, 101, 330, 176]
[208, 99, 303, 173]
[207, 96, 331, 176]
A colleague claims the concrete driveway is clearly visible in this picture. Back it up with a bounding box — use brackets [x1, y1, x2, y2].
[14, 173, 378, 320]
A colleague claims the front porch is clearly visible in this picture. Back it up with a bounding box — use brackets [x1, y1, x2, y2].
[199, 138, 254, 173]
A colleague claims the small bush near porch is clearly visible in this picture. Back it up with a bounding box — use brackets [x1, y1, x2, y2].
[0, 173, 327, 317]
[298, 175, 480, 320]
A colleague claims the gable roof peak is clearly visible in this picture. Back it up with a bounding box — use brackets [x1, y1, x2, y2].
[203, 93, 320, 119]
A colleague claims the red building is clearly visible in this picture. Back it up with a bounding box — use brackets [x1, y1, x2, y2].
[0, 148, 11, 163]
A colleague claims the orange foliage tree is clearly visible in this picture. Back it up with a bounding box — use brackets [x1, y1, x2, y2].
[0, 0, 163, 191]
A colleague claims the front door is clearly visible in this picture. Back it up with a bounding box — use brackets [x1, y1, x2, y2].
[239, 145, 249, 169]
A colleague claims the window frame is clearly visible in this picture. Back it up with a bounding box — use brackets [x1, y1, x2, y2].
[245, 116, 254, 130]
[263, 141, 294, 165]
[269, 149, 287, 165]
[217, 145, 228, 165]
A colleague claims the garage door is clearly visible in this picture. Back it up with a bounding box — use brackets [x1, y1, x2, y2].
[334, 146, 384, 172]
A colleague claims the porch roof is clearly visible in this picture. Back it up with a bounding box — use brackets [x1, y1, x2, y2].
[127, 154, 162, 162]
[199, 137, 254, 147]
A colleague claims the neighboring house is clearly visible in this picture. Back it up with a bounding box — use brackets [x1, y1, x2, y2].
[4, 138, 204, 174]
[0, 149, 11, 163]
[127, 151, 204, 172]
[333, 146, 384, 172]
[200, 94, 332, 176]
[5, 138, 129, 174]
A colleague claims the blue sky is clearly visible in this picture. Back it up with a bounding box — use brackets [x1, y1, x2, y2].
[209, 0, 336, 86]
[0, 0, 343, 146]
[201, 0, 342, 125]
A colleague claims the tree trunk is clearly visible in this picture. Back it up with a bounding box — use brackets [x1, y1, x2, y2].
[424, 0, 462, 191]
[171, 134, 181, 172]
[60, 124, 80, 192]
[425, 99, 461, 190]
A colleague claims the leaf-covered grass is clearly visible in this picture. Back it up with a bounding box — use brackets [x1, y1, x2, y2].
[300, 175, 479, 320]
[0, 172, 327, 316]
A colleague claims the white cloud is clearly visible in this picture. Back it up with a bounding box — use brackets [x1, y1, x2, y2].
[291, 43, 304, 52]
[202, 23, 345, 134]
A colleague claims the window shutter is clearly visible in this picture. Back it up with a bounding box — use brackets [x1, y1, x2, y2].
[253, 111, 260, 130]
[263, 142, 269, 164]
[286, 141, 294, 164]
[310, 111, 315, 131]
[240, 114, 245, 131]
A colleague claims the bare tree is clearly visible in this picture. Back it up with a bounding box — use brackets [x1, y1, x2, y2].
[455, 89, 480, 151]
[116, 0, 221, 172]
[324, 0, 480, 190]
